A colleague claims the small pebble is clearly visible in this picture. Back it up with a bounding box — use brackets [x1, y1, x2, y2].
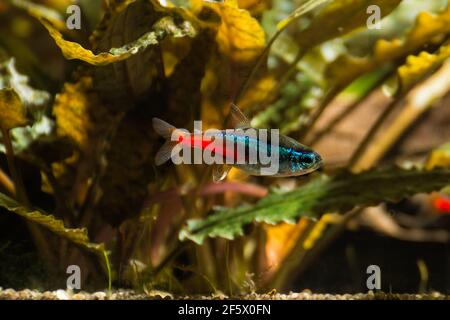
[55, 289, 70, 300]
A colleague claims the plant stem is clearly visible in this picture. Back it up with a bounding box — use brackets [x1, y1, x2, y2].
[0, 167, 15, 196]
[153, 242, 189, 277]
[1, 127, 27, 203]
[234, 29, 283, 105]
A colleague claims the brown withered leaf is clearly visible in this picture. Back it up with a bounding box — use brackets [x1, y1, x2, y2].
[30, 2, 195, 67]
[166, 29, 218, 127]
[83, 1, 198, 225]
[53, 77, 114, 154]
[52, 76, 116, 205]
[93, 0, 173, 109]
[92, 102, 159, 226]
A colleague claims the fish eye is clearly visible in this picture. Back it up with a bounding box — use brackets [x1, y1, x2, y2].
[302, 154, 314, 164]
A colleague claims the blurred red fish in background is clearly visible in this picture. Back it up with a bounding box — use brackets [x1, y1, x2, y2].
[433, 195, 450, 214]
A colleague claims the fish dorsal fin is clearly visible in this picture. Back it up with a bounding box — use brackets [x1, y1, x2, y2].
[153, 117, 176, 139]
[213, 164, 232, 183]
[279, 134, 304, 149]
[230, 103, 251, 129]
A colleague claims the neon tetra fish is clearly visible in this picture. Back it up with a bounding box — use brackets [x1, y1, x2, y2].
[153, 104, 322, 181]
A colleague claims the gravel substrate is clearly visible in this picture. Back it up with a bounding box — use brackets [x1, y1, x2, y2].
[0, 288, 448, 300]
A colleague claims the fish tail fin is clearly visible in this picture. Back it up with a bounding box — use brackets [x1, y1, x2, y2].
[152, 117, 177, 139]
[153, 118, 186, 166]
[154, 140, 178, 166]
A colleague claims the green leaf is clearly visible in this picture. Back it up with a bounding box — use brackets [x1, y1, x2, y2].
[180, 167, 450, 244]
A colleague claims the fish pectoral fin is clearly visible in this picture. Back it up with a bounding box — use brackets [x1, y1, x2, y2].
[230, 103, 252, 129]
[212, 164, 232, 183]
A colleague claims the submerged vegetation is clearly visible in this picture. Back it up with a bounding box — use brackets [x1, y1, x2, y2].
[0, 0, 449, 295]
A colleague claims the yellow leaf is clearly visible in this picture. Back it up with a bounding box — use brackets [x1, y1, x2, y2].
[426, 143, 450, 170]
[398, 43, 450, 93]
[0, 89, 27, 131]
[237, 75, 276, 110]
[37, 16, 195, 66]
[53, 77, 103, 151]
[327, 6, 450, 91]
[52, 76, 115, 205]
[214, 3, 265, 65]
[265, 219, 310, 272]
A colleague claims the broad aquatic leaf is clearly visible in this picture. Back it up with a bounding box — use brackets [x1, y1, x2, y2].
[51, 76, 115, 204]
[200, 1, 267, 128]
[180, 167, 450, 244]
[166, 30, 217, 126]
[53, 77, 110, 152]
[0, 88, 27, 130]
[213, 1, 265, 65]
[0, 191, 106, 254]
[50, 0, 194, 225]
[18, 0, 196, 67]
[92, 0, 170, 107]
[36, 16, 196, 66]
